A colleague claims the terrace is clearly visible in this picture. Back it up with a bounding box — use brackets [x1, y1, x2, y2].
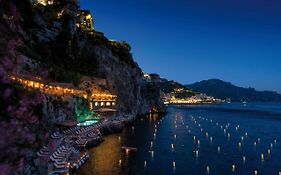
[10, 74, 117, 110]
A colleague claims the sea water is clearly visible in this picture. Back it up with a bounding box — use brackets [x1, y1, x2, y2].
[79, 103, 281, 175]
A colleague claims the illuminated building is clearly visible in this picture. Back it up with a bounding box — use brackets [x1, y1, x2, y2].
[77, 10, 94, 31]
[35, 0, 54, 6]
[10, 74, 117, 114]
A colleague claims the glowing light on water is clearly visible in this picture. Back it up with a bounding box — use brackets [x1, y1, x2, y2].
[173, 161, 176, 168]
[254, 170, 258, 175]
[261, 154, 264, 161]
[195, 150, 199, 157]
[206, 166, 210, 174]
[232, 165, 236, 172]
[151, 151, 154, 158]
[144, 161, 147, 167]
[125, 149, 129, 155]
[243, 156, 246, 164]
[119, 159, 122, 166]
[217, 146, 221, 153]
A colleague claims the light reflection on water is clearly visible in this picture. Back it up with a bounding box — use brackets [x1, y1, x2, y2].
[78, 103, 281, 175]
[78, 134, 122, 175]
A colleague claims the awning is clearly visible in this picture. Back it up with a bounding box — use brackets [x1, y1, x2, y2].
[94, 108, 117, 112]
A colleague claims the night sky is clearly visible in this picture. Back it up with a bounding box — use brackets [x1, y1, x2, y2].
[80, 0, 281, 93]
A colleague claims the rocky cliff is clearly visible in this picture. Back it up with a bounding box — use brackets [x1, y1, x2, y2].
[0, 0, 166, 174]
[18, 0, 166, 118]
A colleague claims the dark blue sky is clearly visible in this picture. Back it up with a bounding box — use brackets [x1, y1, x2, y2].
[80, 0, 281, 93]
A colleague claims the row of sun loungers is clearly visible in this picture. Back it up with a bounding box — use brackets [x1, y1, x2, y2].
[37, 146, 50, 157]
[87, 131, 98, 138]
[75, 126, 94, 134]
[51, 131, 61, 139]
[49, 146, 70, 173]
[63, 127, 78, 134]
[75, 138, 88, 147]
[71, 152, 90, 170]
[44, 121, 111, 174]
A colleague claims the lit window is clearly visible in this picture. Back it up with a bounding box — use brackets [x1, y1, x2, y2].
[106, 102, 111, 106]
[101, 102, 104, 106]
[95, 102, 99, 106]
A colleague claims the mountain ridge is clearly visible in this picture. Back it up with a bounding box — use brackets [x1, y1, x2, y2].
[186, 79, 281, 102]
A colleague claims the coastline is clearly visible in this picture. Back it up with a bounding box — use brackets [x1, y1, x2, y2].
[37, 112, 165, 175]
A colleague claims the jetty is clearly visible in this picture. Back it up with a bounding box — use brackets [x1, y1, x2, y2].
[122, 146, 138, 152]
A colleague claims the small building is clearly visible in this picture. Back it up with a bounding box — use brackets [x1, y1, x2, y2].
[77, 10, 94, 31]
[89, 93, 117, 110]
[34, 0, 54, 6]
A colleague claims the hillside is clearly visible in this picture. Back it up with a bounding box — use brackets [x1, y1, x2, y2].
[186, 79, 281, 102]
[143, 74, 198, 98]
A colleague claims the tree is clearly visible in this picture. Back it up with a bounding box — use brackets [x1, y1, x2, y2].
[0, 1, 46, 174]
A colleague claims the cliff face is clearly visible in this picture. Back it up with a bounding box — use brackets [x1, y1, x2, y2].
[19, 0, 166, 118]
[79, 43, 141, 115]
[140, 82, 167, 114]
[79, 41, 166, 116]
[1, 0, 165, 174]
